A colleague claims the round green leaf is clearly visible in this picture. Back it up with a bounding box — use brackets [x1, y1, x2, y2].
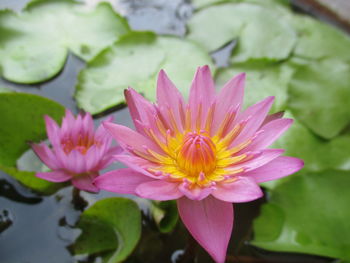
[253, 170, 350, 260]
[0, 1, 129, 83]
[187, 3, 296, 63]
[73, 198, 141, 263]
[75, 31, 214, 114]
[288, 58, 350, 139]
[215, 62, 294, 113]
[292, 15, 350, 60]
[0, 92, 65, 167]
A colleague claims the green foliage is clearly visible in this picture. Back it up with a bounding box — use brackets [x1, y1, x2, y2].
[75, 32, 214, 114]
[0, 0, 129, 83]
[253, 171, 350, 261]
[187, 2, 296, 63]
[151, 200, 179, 233]
[0, 92, 65, 167]
[73, 198, 142, 263]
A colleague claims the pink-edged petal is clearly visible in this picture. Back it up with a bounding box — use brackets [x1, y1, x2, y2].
[179, 183, 213, 201]
[213, 176, 263, 203]
[36, 170, 71, 182]
[72, 173, 99, 193]
[261, 111, 284, 126]
[115, 154, 159, 178]
[64, 149, 86, 174]
[245, 156, 304, 183]
[232, 96, 275, 147]
[177, 196, 233, 263]
[31, 143, 59, 170]
[230, 149, 284, 171]
[44, 115, 61, 148]
[189, 66, 216, 126]
[97, 146, 123, 170]
[156, 70, 185, 132]
[94, 168, 153, 194]
[212, 73, 245, 132]
[125, 88, 157, 135]
[103, 122, 161, 153]
[246, 118, 293, 151]
[135, 180, 183, 201]
[60, 109, 76, 138]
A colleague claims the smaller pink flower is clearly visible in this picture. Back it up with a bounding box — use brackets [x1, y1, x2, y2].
[32, 110, 121, 192]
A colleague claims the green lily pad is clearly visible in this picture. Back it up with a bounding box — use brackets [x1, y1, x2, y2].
[0, 92, 65, 167]
[253, 170, 350, 260]
[151, 200, 179, 233]
[0, 0, 129, 84]
[215, 62, 294, 113]
[288, 58, 350, 139]
[271, 111, 350, 173]
[187, 3, 296, 62]
[73, 198, 141, 263]
[292, 15, 350, 60]
[75, 31, 214, 114]
[0, 92, 65, 193]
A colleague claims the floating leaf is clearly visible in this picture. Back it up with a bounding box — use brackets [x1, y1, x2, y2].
[187, 2, 296, 63]
[0, 93, 65, 193]
[292, 15, 350, 60]
[215, 62, 294, 113]
[0, 92, 65, 167]
[75, 31, 214, 114]
[151, 200, 179, 233]
[253, 170, 350, 260]
[73, 198, 141, 263]
[288, 58, 350, 139]
[191, 0, 290, 10]
[0, 0, 129, 83]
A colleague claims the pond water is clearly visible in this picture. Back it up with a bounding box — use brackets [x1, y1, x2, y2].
[0, 1, 343, 262]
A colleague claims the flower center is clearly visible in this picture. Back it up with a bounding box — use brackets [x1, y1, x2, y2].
[176, 132, 217, 177]
[61, 134, 95, 155]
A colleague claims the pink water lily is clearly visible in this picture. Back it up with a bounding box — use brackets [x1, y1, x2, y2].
[94, 66, 303, 262]
[32, 110, 121, 192]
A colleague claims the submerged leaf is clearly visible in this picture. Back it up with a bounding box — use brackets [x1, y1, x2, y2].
[75, 32, 214, 114]
[73, 198, 141, 263]
[253, 170, 350, 260]
[0, 1, 129, 83]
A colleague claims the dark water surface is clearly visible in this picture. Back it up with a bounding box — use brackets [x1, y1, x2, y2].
[0, 1, 341, 262]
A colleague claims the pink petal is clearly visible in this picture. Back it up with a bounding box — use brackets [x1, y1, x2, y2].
[245, 156, 304, 183]
[261, 111, 284, 126]
[246, 118, 293, 151]
[65, 150, 86, 174]
[36, 170, 71, 182]
[94, 168, 153, 194]
[212, 73, 245, 133]
[44, 115, 61, 148]
[179, 184, 213, 200]
[230, 149, 284, 171]
[97, 146, 123, 170]
[177, 196, 233, 263]
[115, 154, 158, 178]
[213, 176, 263, 202]
[232, 96, 275, 147]
[135, 180, 183, 201]
[72, 173, 99, 193]
[189, 66, 216, 127]
[31, 143, 59, 169]
[125, 88, 157, 135]
[156, 70, 185, 132]
[103, 122, 161, 153]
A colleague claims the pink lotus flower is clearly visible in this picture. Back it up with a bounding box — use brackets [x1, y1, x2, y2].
[32, 110, 121, 192]
[95, 66, 304, 262]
